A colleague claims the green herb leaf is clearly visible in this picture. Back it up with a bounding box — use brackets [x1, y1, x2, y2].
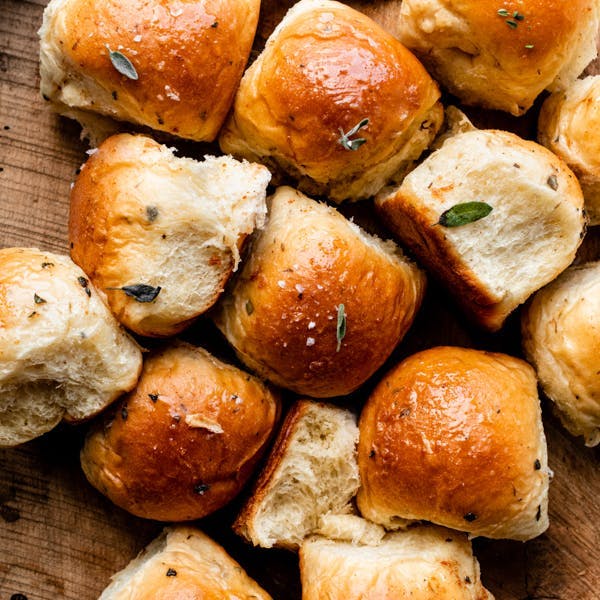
[336, 303, 346, 352]
[524, 44, 534, 49]
[513, 11, 524, 20]
[547, 174, 558, 191]
[497, 8, 510, 16]
[106, 45, 138, 80]
[338, 118, 369, 151]
[245, 299, 254, 315]
[505, 18, 518, 28]
[438, 202, 493, 227]
[107, 284, 161, 302]
[34, 293, 46, 304]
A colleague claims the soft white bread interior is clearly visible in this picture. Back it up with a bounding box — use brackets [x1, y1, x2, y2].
[376, 127, 585, 331]
[69, 133, 271, 338]
[99, 526, 271, 600]
[219, 0, 443, 202]
[522, 261, 600, 447]
[38, 0, 261, 141]
[214, 186, 426, 397]
[538, 75, 600, 225]
[300, 522, 494, 600]
[0, 248, 142, 447]
[357, 347, 550, 541]
[398, 0, 599, 115]
[234, 400, 360, 550]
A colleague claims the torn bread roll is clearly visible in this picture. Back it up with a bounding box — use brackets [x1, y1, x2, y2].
[300, 521, 493, 600]
[214, 186, 426, 397]
[81, 341, 280, 521]
[357, 346, 550, 541]
[376, 127, 585, 331]
[522, 261, 600, 447]
[39, 0, 260, 141]
[538, 75, 600, 224]
[398, 0, 599, 116]
[0, 248, 142, 447]
[69, 134, 270, 337]
[220, 0, 443, 202]
[99, 526, 271, 600]
[234, 400, 360, 550]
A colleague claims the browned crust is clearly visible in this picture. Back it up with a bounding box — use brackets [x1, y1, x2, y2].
[357, 346, 546, 538]
[53, 0, 260, 140]
[81, 341, 280, 521]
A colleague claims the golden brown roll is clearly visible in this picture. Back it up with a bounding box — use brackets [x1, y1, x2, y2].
[219, 0, 443, 202]
[214, 186, 426, 398]
[538, 76, 600, 225]
[522, 261, 600, 447]
[357, 346, 550, 541]
[69, 133, 271, 337]
[0, 248, 142, 447]
[300, 523, 493, 600]
[81, 340, 280, 521]
[99, 526, 271, 600]
[39, 0, 260, 141]
[376, 127, 585, 331]
[398, 0, 599, 116]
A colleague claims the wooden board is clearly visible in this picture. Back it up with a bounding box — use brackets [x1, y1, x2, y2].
[0, 1, 599, 598]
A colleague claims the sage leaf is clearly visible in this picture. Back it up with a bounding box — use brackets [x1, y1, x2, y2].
[438, 202, 493, 227]
[106, 45, 138, 80]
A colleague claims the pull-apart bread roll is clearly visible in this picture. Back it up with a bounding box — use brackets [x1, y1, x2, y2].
[99, 526, 271, 600]
[39, 0, 260, 141]
[234, 400, 360, 550]
[300, 521, 493, 600]
[214, 187, 426, 398]
[81, 341, 280, 521]
[538, 76, 600, 225]
[219, 0, 443, 202]
[522, 262, 600, 447]
[376, 128, 585, 331]
[398, 0, 599, 116]
[69, 133, 270, 338]
[357, 347, 550, 541]
[0, 248, 142, 447]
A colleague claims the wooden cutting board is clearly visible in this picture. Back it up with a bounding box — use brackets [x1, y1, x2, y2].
[0, 1, 598, 598]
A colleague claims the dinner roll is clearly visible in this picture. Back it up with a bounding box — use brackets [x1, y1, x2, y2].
[99, 526, 271, 600]
[39, 0, 260, 141]
[300, 522, 493, 600]
[376, 128, 585, 331]
[398, 0, 599, 116]
[219, 0, 443, 202]
[538, 76, 600, 225]
[522, 261, 600, 447]
[214, 186, 426, 397]
[69, 133, 270, 337]
[81, 341, 280, 521]
[357, 347, 550, 541]
[0, 248, 142, 447]
[234, 400, 360, 550]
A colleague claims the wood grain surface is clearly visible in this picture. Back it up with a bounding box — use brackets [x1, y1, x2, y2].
[0, 1, 599, 599]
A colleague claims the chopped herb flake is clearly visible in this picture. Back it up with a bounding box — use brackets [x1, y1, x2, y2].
[463, 512, 478, 522]
[194, 483, 210, 495]
[547, 174, 558, 190]
[41, 262, 54, 268]
[34, 293, 46, 304]
[245, 299, 254, 315]
[534, 459, 541, 470]
[166, 568, 177, 577]
[148, 393, 159, 403]
[77, 276, 88, 288]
